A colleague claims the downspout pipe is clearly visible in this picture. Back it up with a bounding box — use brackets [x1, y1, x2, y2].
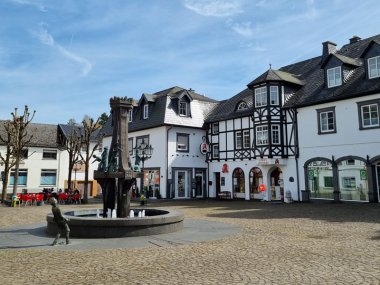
[166, 125, 173, 199]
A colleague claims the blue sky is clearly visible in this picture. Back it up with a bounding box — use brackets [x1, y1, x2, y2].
[1, 0, 379, 124]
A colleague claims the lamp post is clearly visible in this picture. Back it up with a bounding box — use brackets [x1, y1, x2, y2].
[73, 160, 83, 190]
[134, 140, 153, 197]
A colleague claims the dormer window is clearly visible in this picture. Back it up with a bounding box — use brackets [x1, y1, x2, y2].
[255, 86, 267, 107]
[128, 109, 133, 122]
[179, 101, 188, 116]
[327, 66, 342, 88]
[237, 101, 248, 110]
[368, 56, 380, 79]
[143, 104, 149, 119]
[270, 86, 279, 105]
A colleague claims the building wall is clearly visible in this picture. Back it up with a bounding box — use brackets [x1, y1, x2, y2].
[296, 93, 380, 200]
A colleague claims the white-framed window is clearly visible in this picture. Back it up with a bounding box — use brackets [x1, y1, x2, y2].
[237, 101, 248, 110]
[327, 66, 342, 88]
[40, 169, 57, 186]
[270, 86, 279, 105]
[128, 109, 133, 122]
[361, 103, 379, 128]
[10, 169, 27, 186]
[317, 107, 336, 134]
[128, 138, 133, 155]
[235, 131, 242, 149]
[43, 149, 57, 160]
[179, 102, 188, 116]
[368, 56, 380, 79]
[136, 135, 149, 148]
[255, 86, 267, 107]
[176, 133, 189, 152]
[256, 125, 268, 145]
[243, 130, 250, 148]
[320, 111, 335, 132]
[212, 144, 219, 159]
[271, 125, 280, 144]
[143, 104, 149, 119]
[212, 122, 219, 134]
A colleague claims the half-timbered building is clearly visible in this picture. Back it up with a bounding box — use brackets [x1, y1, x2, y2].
[206, 34, 380, 203]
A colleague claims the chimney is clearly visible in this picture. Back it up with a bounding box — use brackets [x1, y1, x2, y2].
[349, 35, 361, 44]
[322, 41, 337, 62]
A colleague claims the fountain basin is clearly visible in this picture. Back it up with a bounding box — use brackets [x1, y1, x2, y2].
[46, 208, 184, 238]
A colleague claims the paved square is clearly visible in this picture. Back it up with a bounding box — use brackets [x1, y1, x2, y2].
[0, 200, 379, 284]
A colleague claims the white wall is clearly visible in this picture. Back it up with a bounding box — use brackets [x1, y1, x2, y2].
[296, 93, 380, 190]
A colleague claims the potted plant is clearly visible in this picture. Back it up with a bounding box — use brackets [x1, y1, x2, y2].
[140, 194, 146, 206]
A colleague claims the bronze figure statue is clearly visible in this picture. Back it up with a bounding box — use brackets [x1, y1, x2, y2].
[50, 198, 70, 246]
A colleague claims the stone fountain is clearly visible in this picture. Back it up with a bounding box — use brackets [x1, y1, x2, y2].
[47, 97, 183, 238]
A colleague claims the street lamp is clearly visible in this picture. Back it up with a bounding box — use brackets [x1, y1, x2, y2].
[134, 140, 153, 197]
[73, 160, 83, 189]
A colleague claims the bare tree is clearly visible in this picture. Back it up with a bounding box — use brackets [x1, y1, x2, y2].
[5, 106, 35, 196]
[57, 126, 82, 190]
[79, 116, 101, 204]
[0, 124, 17, 202]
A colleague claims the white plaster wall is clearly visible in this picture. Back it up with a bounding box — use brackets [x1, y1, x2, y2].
[296, 93, 380, 191]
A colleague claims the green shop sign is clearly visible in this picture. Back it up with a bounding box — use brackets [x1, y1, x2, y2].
[360, 169, 367, 180]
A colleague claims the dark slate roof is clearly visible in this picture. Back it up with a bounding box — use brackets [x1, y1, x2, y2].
[321, 53, 362, 68]
[0, 121, 58, 148]
[206, 34, 380, 121]
[100, 86, 219, 136]
[206, 88, 253, 122]
[284, 34, 380, 108]
[247, 68, 304, 87]
[58, 124, 100, 142]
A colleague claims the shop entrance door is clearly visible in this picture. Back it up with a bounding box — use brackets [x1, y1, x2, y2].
[175, 170, 188, 198]
[195, 173, 203, 197]
[270, 167, 283, 201]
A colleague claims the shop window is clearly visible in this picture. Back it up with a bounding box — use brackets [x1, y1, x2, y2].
[249, 167, 263, 195]
[307, 160, 333, 199]
[337, 158, 368, 202]
[233, 168, 245, 195]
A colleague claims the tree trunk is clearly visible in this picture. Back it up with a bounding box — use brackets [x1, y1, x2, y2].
[12, 156, 20, 196]
[1, 170, 9, 202]
[83, 160, 89, 204]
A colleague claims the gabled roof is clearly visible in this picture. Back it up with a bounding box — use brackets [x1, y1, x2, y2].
[138, 93, 156, 105]
[283, 34, 380, 108]
[100, 86, 219, 135]
[206, 88, 253, 123]
[320, 53, 362, 68]
[169, 89, 193, 101]
[0, 121, 58, 148]
[360, 39, 380, 57]
[58, 124, 100, 142]
[247, 68, 304, 87]
[206, 34, 380, 120]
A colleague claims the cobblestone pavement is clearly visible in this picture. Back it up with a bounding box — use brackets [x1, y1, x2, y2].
[0, 200, 379, 285]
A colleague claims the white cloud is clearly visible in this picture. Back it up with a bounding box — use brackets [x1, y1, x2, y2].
[183, 0, 244, 17]
[226, 19, 254, 37]
[8, 0, 47, 12]
[34, 23, 93, 76]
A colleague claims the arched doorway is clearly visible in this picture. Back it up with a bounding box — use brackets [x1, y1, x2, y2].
[249, 167, 263, 200]
[270, 167, 283, 201]
[233, 168, 245, 199]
